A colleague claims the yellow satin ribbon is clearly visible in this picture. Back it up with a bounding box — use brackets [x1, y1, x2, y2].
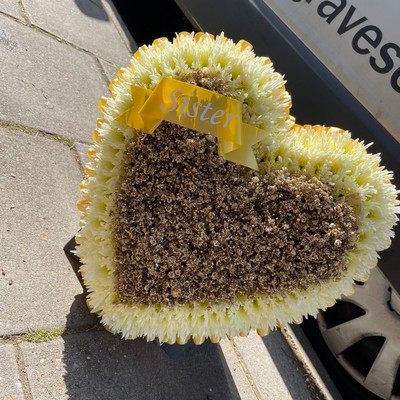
[116, 77, 269, 170]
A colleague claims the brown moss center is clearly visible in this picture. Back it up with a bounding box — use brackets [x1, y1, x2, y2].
[112, 123, 358, 306]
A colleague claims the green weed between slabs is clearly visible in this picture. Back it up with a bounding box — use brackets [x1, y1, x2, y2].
[26, 327, 65, 343]
[0, 120, 75, 148]
[55, 134, 75, 148]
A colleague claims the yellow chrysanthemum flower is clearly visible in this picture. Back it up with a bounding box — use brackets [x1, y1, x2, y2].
[76, 32, 399, 345]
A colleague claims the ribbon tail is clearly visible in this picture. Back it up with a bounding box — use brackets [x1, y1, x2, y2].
[115, 85, 162, 132]
[139, 110, 163, 134]
[223, 147, 259, 171]
[222, 124, 270, 170]
[115, 108, 134, 126]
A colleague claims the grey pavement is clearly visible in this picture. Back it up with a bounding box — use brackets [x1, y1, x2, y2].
[20, 331, 240, 400]
[0, 127, 97, 335]
[0, 2, 338, 399]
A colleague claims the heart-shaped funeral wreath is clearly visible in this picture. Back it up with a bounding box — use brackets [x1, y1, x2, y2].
[76, 32, 399, 344]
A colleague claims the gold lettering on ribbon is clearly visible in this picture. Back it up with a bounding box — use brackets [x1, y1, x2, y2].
[116, 77, 269, 170]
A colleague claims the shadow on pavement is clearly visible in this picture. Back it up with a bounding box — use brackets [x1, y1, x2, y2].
[110, 0, 195, 46]
[74, 0, 109, 21]
[61, 326, 240, 400]
[63, 239, 240, 400]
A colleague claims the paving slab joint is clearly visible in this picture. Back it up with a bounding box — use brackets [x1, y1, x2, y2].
[0, 119, 75, 147]
[3, 12, 98, 58]
[13, 341, 34, 400]
[229, 337, 264, 400]
[93, 55, 115, 86]
[70, 143, 87, 174]
[1, 322, 103, 346]
[29, 22, 92, 54]
[18, 0, 31, 25]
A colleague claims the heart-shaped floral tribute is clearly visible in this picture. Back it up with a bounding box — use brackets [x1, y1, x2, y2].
[76, 32, 399, 344]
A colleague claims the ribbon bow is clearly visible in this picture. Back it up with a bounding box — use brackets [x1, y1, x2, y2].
[116, 77, 269, 170]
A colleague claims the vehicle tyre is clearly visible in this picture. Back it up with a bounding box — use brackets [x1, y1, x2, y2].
[302, 268, 400, 400]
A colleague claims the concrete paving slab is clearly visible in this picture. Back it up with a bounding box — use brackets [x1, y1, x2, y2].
[20, 330, 240, 400]
[0, 127, 97, 335]
[233, 330, 313, 399]
[22, 0, 133, 65]
[0, 14, 108, 142]
[0, 343, 25, 400]
[0, 0, 22, 19]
